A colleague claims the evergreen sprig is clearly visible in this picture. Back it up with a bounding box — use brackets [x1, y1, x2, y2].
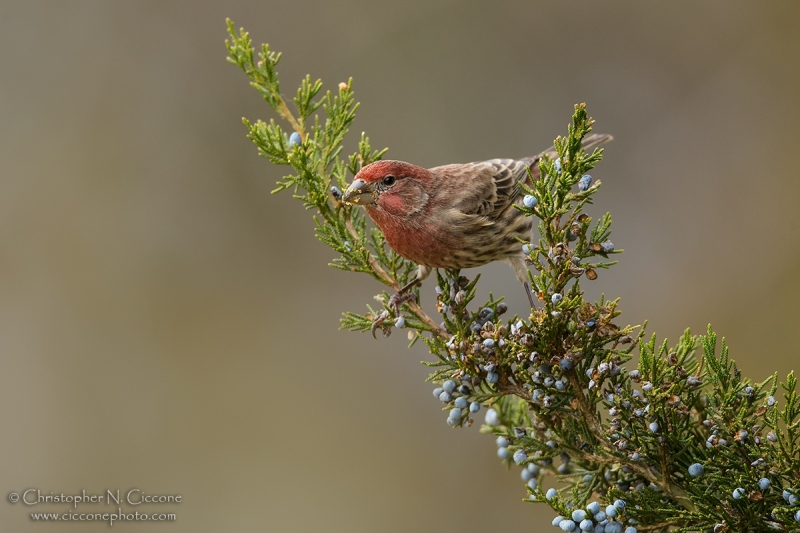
[226, 20, 800, 532]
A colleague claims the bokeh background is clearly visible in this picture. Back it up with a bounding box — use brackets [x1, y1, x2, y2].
[2, 1, 799, 531]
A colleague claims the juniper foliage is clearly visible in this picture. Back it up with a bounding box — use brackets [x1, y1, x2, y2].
[226, 20, 800, 532]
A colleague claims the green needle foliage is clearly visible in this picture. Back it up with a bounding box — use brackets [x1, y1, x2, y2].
[226, 20, 800, 533]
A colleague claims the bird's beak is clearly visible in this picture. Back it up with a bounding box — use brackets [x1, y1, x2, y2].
[342, 178, 376, 206]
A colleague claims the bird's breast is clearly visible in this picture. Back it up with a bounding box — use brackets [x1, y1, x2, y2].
[365, 202, 532, 269]
[369, 210, 452, 267]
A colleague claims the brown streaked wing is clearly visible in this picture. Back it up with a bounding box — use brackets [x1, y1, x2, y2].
[431, 159, 531, 219]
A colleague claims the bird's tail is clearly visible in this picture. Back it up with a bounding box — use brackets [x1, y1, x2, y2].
[522, 133, 613, 181]
[577, 132, 614, 153]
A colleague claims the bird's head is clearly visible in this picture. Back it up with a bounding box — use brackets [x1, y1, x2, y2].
[342, 160, 432, 217]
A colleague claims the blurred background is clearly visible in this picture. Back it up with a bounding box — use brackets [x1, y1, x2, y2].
[1, 1, 799, 531]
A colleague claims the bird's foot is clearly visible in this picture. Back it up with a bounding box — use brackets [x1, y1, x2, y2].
[387, 287, 418, 313]
[370, 284, 420, 338]
[524, 281, 536, 309]
[370, 310, 392, 338]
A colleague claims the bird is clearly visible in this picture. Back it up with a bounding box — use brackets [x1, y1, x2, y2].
[341, 133, 612, 334]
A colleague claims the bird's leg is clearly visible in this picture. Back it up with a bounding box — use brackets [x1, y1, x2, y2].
[509, 256, 536, 309]
[371, 266, 432, 338]
[387, 279, 420, 312]
[523, 281, 535, 308]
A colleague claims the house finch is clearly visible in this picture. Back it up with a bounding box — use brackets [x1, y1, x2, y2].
[342, 133, 612, 333]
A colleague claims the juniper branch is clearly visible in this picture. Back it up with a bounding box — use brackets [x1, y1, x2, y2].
[226, 21, 800, 533]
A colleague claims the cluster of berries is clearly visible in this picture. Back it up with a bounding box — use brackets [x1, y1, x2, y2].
[727, 486, 800, 525]
[550, 499, 634, 533]
[431, 379, 481, 427]
[486, 410, 576, 490]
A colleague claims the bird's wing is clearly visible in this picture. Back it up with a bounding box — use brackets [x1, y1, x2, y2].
[429, 133, 614, 219]
[431, 159, 531, 218]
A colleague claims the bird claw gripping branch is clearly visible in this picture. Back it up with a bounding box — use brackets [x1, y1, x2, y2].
[371, 283, 420, 338]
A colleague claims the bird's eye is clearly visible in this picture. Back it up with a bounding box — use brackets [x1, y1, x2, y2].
[382, 175, 396, 187]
